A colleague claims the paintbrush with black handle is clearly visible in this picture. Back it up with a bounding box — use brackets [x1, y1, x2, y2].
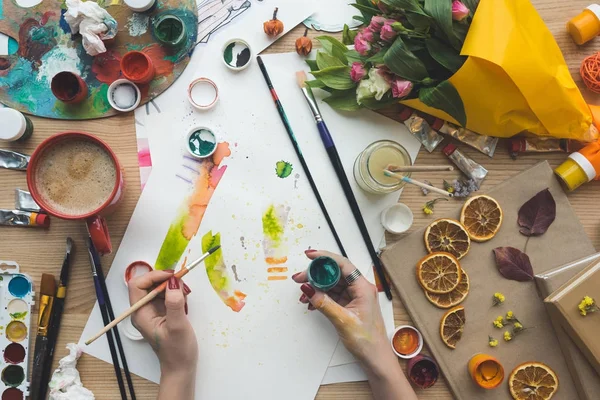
[37, 237, 74, 400]
[30, 273, 57, 400]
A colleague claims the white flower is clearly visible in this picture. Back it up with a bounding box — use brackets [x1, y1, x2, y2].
[356, 68, 391, 104]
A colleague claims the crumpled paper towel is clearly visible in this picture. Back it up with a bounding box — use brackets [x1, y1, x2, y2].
[49, 343, 95, 400]
[65, 0, 118, 56]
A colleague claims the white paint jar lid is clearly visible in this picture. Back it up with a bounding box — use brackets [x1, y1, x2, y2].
[188, 78, 219, 111]
[107, 79, 141, 113]
[0, 109, 27, 141]
[381, 203, 413, 234]
[122, 316, 145, 341]
[124, 0, 156, 12]
[222, 38, 252, 71]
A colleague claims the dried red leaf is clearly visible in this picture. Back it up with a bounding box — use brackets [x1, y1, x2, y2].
[493, 247, 534, 282]
[518, 188, 556, 237]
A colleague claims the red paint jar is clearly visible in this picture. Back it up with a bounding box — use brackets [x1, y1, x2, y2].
[50, 71, 88, 104]
[407, 354, 439, 389]
[27, 132, 126, 255]
[121, 51, 155, 84]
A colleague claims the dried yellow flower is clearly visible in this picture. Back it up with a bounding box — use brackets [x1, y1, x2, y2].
[578, 296, 598, 316]
[492, 292, 505, 306]
[503, 331, 512, 342]
[488, 336, 498, 347]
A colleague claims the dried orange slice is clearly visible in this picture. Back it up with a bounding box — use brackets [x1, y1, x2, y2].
[509, 362, 559, 400]
[460, 195, 503, 242]
[440, 305, 465, 349]
[416, 253, 462, 294]
[424, 219, 471, 259]
[425, 268, 469, 309]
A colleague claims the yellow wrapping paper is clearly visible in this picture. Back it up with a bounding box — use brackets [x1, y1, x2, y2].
[402, 0, 597, 141]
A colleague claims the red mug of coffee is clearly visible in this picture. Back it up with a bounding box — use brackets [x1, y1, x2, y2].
[27, 132, 125, 255]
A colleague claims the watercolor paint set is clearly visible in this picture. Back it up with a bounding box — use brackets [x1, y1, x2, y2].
[0, 261, 34, 400]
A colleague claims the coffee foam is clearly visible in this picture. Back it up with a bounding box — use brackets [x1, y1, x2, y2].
[35, 138, 117, 216]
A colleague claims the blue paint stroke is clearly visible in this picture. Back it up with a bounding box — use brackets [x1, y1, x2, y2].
[59, 9, 71, 34]
[8, 38, 18, 55]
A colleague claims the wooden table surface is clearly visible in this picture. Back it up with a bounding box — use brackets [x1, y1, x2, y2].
[2, 1, 600, 398]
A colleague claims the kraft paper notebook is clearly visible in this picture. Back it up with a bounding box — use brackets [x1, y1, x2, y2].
[381, 162, 595, 400]
[536, 253, 600, 400]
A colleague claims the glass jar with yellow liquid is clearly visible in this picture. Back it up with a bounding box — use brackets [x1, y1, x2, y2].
[353, 140, 412, 194]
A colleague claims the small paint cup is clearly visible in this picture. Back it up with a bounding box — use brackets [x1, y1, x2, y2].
[1, 365, 24, 387]
[0, 108, 33, 142]
[122, 316, 144, 341]
[468, 353, 504, 390]
[124, 261, 153, 287]
[186, 127, 217, 159]
[307, 256, 341, 292]
[188, 77, 219, 111]
[108, 79, 141, 112]
[153, 14, 187, 48]
[50, 71, 88, 104]
[381, 203, 413, 234]
[121, 51, 155, 85]
[407, 355, 439, 389]
[124, 0, 156, 12]
[2, 388, 24, 400]
[3, 344, 25, 364]
[391, 325, 423, 359]
[222, 39, 252, 71]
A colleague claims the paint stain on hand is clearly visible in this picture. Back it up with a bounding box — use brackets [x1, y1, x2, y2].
[275, 161, 293, 179]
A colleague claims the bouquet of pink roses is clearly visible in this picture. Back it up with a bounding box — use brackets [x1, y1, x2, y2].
[307, 0, 478, 126]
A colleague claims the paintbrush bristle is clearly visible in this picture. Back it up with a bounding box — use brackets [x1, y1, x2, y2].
[383, 170, 393, 177]
[40, 273, 57, 296]
[296, 71, 308, 88]
[208, 245, 221, 255]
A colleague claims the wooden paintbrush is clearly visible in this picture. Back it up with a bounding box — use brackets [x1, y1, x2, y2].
[296, 71, 393, 300]
[30, 273, 57, 400]
[85, 245, 221, 345]
[383, 170, 453, 197]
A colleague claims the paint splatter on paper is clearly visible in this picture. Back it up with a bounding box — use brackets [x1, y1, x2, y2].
[202, 231, 247, 312]
[275, 161, 293, 179]
[155, 143, 231, 270]
[262, 204, 290, 281]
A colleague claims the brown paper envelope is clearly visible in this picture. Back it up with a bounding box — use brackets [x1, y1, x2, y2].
[536, 254, 600, 400]
[381, 162, 595, 400]
[545, 261, 600, 379]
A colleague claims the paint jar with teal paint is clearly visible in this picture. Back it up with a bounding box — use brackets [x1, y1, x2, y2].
[186, 127, 217, 159]
[307, 256, 341, 292]
[153, 14, 187, 48]
[0, 108, 33, 142]
[222, 39, 252, 71]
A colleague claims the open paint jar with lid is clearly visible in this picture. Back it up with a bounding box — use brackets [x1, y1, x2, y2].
[354, 140, 412, 194]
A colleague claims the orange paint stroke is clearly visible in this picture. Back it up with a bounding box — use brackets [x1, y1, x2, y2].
[267, 267, 288, 273]
[142, 44, 175, 76]
[266, 257, 288, 265]
[267, 276, 288, 281]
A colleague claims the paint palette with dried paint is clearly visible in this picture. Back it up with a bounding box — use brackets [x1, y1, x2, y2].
[0, 261, 34, 400]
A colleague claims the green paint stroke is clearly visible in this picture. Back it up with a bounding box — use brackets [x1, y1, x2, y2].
[224, 42, 235, 65]
[275, 161, 293, 178]
[54, 84, 111, 118]
[9, 312, 27, 320]
[155, 213, 189, 270]
[262, 205, 285, 243]
[202, 231, 227, 291]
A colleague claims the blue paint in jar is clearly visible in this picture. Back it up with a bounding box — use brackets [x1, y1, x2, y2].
[8, 276, 31, 298]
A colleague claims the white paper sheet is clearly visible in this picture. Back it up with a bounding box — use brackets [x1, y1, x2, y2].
[80, 51, 420, 396]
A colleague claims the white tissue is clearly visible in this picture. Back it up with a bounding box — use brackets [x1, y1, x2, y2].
[65, 0, 118, 56]
[49, 343, 95, 400]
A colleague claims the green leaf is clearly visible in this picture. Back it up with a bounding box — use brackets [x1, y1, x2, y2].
[342, 24, 358, 46]
[317, 51, 345, 69]
[353, 15, 368, 24]
[424, 0, 460, 50]
[383, 36, 429, 81]
[311, 66, 356, 90]
[405, 12, 432, 32]
[306, 59, 319, 72]
[462, 0, 480, 15]
[382, 0, 427, 16]
[360, 93, 399, 110]
[346, 50, 366, 63]
[367, 49, 387, 64]
[426, 38, 466, 73]
[418, 80, 466, 126]
[453, 21, 469, 44]
[351, 3, 379, 20]
[316, 36, 348, 64]
[323, 90, 361, 111]
[306, 79, 327, 89]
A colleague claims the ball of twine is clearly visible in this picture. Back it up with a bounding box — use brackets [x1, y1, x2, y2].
[581, 53, 600, 93]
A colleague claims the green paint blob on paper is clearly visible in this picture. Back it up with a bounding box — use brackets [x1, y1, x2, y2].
[224, 42, 235, 65]
[275, 161, 293, 178]
[262, 205, 285, 242]
[156, 214, 189, 270]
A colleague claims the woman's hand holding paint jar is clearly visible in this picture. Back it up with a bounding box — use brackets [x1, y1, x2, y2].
[128, 270, 197, 400]
[293, 250, 417, 400]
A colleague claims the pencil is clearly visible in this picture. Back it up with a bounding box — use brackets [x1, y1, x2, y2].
[256, 56, 347, 258]
[85, 245, 221, 346]
[383, 170, 453, 197]
[296, 71, 393, 300]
